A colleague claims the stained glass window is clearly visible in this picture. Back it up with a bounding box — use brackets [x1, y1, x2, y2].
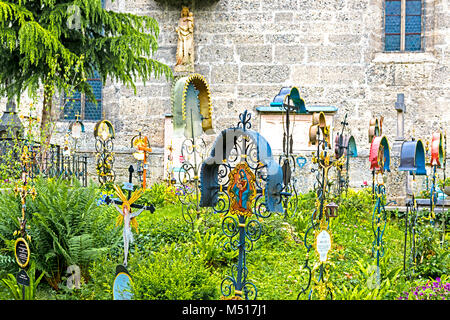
[62, 74, 103, 121]
[85, 71, 103, 121]
[62, 0, 104, 121]
[63, 91, 82, 121]
[384, 0, 422, 52]
[405, 0, 422, 51]
[385, 0, 401, 51]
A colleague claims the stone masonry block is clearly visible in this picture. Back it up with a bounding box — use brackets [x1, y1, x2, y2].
[236, 45, 272, 63]
[240, 65, 290, 84]
[274, 45, 305, 64]
[211, 64, 239, 84]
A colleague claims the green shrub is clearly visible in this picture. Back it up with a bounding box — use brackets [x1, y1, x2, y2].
[0, 189, 22, 276]
[398, 275, 449, 300]
[51, 255, 117, 300]
[333, 254, 403, 300]
[25, 177, 109, 289]
[0, 261, 45, 300]
[412, 220, 449, 279]
[132, 204, 194, 254]
[337, 188, 372, 222]
[193, 227, 237, 267]
[132, 243, 219, 300]
[136, 183, 178, 208]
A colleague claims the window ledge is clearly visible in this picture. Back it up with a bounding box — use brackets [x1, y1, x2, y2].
[373, 51, 437, 64]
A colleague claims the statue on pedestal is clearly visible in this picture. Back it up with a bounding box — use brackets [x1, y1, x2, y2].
[175, 6, 194, 73]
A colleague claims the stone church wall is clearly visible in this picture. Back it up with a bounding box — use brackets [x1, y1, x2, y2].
[2, 0, 448, 204]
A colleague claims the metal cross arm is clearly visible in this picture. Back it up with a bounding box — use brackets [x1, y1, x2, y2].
[255, 188, 291, 197]
[137, 145, 152, 153]
[104, 196, 156, 213]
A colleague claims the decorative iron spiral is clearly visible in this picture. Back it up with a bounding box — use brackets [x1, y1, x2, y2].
[213, 118, 272, 300]
[177, 136, 214, 227]
[371, 183, 387, 266]
[95, 137, 115, 185]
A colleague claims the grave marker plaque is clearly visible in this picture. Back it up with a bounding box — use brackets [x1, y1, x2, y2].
[316, 230, 332, 263]
[16, 269, 30, 287]
[14, 238, 30, 268]
[113, 265, 133, 300]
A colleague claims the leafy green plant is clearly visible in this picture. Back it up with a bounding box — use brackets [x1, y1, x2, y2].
[0, 253, 15, 281]
[193, 228, 237, 267]
[337, 188, 372, 222]
[438, 178, 450, 189]
[409, 220, 449, 278]
[193, 229, 221, 264]
[334, 255, 403, 300]
[52, 255, 117, 300]
[132, 243, 219, 300]
[398, 275, 449, 300]
[137, 183, 178, 208]
[0, 188, 26, 276]
[0, 262, 45, 300]
[25, 177, 109, 289]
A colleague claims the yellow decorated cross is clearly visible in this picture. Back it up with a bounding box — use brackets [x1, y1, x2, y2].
[113, 184, 144, 233]
[111, 184, 148, 267]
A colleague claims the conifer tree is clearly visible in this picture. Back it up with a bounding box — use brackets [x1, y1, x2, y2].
[0, 0, 172, 159]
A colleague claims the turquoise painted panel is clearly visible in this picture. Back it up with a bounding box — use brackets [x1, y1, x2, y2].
[113, 272, 133, 300]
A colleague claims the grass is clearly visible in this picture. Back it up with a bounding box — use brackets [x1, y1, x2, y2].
[1, 185, 448, 300]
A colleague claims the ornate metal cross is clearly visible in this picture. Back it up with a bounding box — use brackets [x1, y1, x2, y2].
[94, 119, 115, 185]
[199, 111, 284, 300]
[298, 112, 340, 300]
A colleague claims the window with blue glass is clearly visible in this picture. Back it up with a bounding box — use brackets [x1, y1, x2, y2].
[62, 0, 105, 121]
[85, 71, 103, 120]
[63, 91, 82, 121]
[62, 71, 103, 121]
[385, 0, 422, 52]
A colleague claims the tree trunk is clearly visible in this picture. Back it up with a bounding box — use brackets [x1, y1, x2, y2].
[39, 85, 53, 173]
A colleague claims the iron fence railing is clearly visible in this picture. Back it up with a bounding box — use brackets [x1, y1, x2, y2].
[0, 138, 88, 186]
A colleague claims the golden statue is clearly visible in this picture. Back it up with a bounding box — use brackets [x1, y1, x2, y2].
[175, 6, 194, 73]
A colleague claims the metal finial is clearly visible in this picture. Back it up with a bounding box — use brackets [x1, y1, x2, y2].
[237, 110, 252, 131]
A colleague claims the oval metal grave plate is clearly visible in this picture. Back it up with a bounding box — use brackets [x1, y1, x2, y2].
[15, 238, 30, 268]
[113, 265, 133, 300]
